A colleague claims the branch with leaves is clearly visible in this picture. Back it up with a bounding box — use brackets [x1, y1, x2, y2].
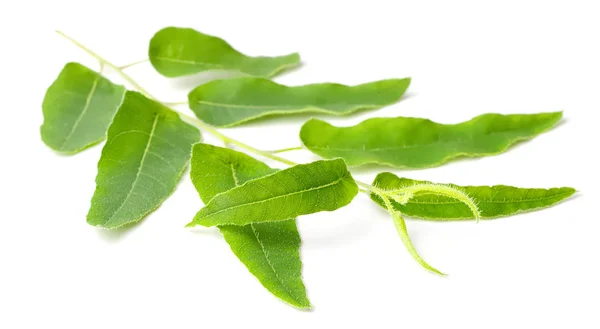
[41, 27, 575, 309]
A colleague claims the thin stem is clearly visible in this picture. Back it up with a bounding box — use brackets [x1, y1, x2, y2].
[268, 146, 304, 154]
[377, 192, 446, 276]
[177, 112, 299, 166]
[119, 59, 149, 70]
[57, 32, 372, 190]
[56, 31, 155, 100]
[163, 101, 189, 107]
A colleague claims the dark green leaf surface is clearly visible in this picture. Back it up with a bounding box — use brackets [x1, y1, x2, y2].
[300, 112, 562, 168]
[372, 173, 575, 220]
[187, 77, 411, 127]
[190, 144, 310, 308]
[41, 63, 125, 153]
[188, 159, 358, 227]
[149, 27, 300, 78]
[87, 92, 200, 228]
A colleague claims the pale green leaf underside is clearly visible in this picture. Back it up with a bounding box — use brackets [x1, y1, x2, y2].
[300, 112, 563, 168]
[372, 173, 576, 220]
[87, 91, 200, 228]
[41, 62, 125, 153]
[190, 144, 310, 308]
[187, 77, 411, 127]
[149, 27, 300, 78]
[188, 159, 358, 227]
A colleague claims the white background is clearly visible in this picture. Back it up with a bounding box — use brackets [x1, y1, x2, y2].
[1, 1, 599, 328]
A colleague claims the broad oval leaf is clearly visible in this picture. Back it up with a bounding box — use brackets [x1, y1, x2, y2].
[149, 27, 300, 78]
[187, 158, 358, 227]
[190, 144, 310, 308]
[87, 91, 200, 228]
[187, 77, 411, 127]
[300, 112, 562, 168]
[371, 172, 576, 220]
[41, 62, 125, 153]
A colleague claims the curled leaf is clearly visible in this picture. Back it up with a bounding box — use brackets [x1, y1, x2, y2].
[300, 112, 563, 168]
[372, 173, 576, 220]
[187, 77, 411, 127]
[149, 27, 300, 78]
[379, 195, 445, 275]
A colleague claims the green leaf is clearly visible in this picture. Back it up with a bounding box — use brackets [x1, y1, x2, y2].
[300, 112, 563, 168]
[190, 144, 310, 308]
[41, 62, 125, 153]
[187, 159, 358, 227]
[87, 91, 200, 228]
[187, 77, 411, 127]
[149, 27, 300, 78]
[371, 172, 576, 220]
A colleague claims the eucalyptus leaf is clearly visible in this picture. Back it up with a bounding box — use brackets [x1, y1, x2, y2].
[190, 144, 310, 308]
[87, 91, 200, 228]
[41, 62, 125, 153]
[149, 27, 300, 78]
[371, 173, 576, 220]
[187, 77, 411, 127]
[187, 159, 358, 227]
[300, 112, 562, 168]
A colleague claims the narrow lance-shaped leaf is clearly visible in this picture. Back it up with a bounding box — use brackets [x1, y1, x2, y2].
[190, 144, 310, 308]
[187, 159, 358, 227]
[300, 112, 563, 168]
[87, 91, 200, 228]
[41, 62, 125, 153]
[371, 172, 576, 220]
[187, 77, 411, 127]
[149, 27, 300, 78]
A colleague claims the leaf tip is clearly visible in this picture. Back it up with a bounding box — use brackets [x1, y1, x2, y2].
[184, 221, 197, 228]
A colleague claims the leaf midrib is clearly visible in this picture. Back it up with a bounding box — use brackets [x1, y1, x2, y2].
[59, 75, 100, 150]
[153, 56, 229, 69]
[193, 99, 383, 110]
[307, 118, 558, 154]
[104, 114, 160, 226]
[403, 191, 574, 205]
[229, 165, 304, 305]
[198, 175, 347, 221]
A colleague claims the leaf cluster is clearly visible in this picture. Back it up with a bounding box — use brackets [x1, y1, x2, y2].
[42, 27, 575, 309]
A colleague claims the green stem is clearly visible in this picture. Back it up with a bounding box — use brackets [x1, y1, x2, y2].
[119, 59, 149, 70]
[268, 146, 304, 154]
[178, 112, 299, 166]
[163, 101, 189, 106]
[377, 192, 446, 276]
[56, 31, 155, 100]
[56, 31, 375, 193]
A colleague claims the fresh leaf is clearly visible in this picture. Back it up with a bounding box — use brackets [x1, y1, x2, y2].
[187, 159, 358, 227]
[371, 172, 576, 220]
[87, 91, 200, 228]
[149, 27, 300, 78]
[41, 62, 125, 153]
[190, 144, 310, 308]
[300, 112, 563, 168]
[187, 77, 411, 127]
